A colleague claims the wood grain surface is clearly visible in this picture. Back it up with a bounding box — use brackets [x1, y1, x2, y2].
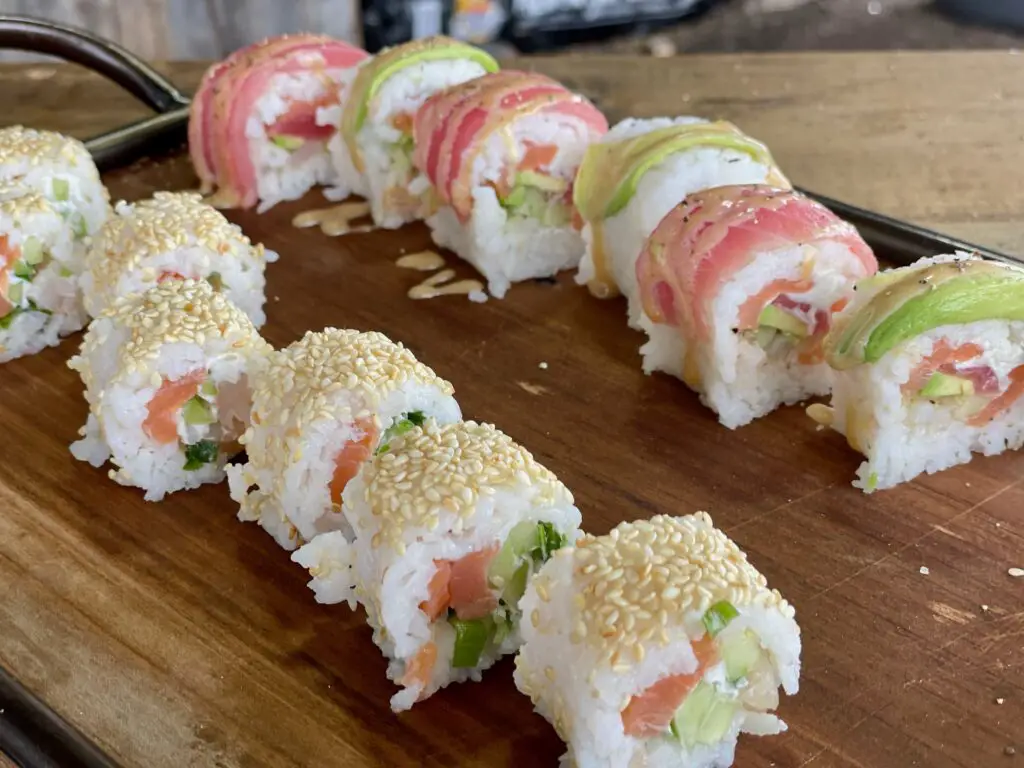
[1, 54, 1023, 768]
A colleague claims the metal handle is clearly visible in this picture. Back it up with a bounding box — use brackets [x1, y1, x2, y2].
[0, 15, 188, 113]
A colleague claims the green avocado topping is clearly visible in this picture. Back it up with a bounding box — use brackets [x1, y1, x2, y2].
[827, 258, 1024, 369]
[573, 122, 788, 223]
[340, 37, 499, 164]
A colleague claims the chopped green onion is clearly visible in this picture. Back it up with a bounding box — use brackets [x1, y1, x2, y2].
[533, 521, 566, 563]
[21, 237, 44, 266]
[503, 562, 530, 606]
[182, 396, 215, 426]
[492, 603, 514, 646]
[375, 410, 426, 455]
[866, 472, 879, 491]
[58, 266, 73, 278]
[52, 178, 69, 201]
[207, 272, 225, 292]
[7, 282, 23, 304]
[449, 615, 495, 668]
[183, 439, 218, 471]
[12, 260, 34, 280]
[702, 600, 739, 637]
[71, 213, 88, 239]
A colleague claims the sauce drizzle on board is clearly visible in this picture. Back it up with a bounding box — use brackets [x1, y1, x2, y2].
[396, 251, 446, 272]
[292, 202, 373, 236]
[408, 269, 485, 300]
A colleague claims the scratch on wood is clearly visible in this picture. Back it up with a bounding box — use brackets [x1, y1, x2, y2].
[928, 601, 976, 625]
[724, 482, 836, 534]
[809, 478, 1023, 602]
[517, 381, 548, 396]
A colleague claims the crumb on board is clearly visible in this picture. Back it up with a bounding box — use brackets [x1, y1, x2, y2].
[273, 295, 280, 302]
[468, 290, 488, 303]
[1005, 746, 1016, 756]
[1009, 567, 1024, 578]
[982, 604, 990, 612]
[517, 381, 548, 396]
[538, 361, 548, 369]
[919, 566, 930, 575]
[996, 697, 1005, 705]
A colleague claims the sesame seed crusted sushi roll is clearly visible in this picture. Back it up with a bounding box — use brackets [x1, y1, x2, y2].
[292, 421, 582, 712]
[0, 183, 86, 362]
[339, 36, 499, 229]
[810, 253, 1024, 491]
[412, 71, 608, 298]
[80, 192, 272, 327]
[68, 280, 272, 502]
[636, 185, 878, 429]
[227, 328, 462, 550]
[0, 126, 109, 245]
[514, 513, 801, 768]
[573, 118, 790, 329]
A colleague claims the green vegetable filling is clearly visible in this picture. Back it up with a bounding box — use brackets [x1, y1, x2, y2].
[500, 172, 571, 226]
[670, 682, 738, 748]
[702, 600, 739, 637]
[376, 410, 425, 454]
[52, 178, 70, 201]
[449, 614, 496, 668]
[71, 213, 88, 239]
[182, 396, 215, 426]
[207, 272, 225, 292]
[0, 299, 50, 329]
[271, 134, 305, 151]
[183, 439, 218, 471]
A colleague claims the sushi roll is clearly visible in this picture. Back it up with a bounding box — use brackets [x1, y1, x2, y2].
[80, 192, 272, 327]
[573, 118, 791, 328]
[68, 279, 272, 501]
[339, 36, 499, 229]
[292, 420, 582, 712]
[227, 328, 462, 550]
[810, 253, 1024, 491]
[189, 34, 369, 211]
[514, 513, 801, 768]
[0, 183, 87, 362]
[636, 185, 877, 428]
[0, 125, 109, 244]
[412, 71, 608, 297]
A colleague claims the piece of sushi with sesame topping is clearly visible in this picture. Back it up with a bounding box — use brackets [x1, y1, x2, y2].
[80, 191, 273, 327]
[514, 513, 801, 768]
[227, 328, 462, 551]
[68, 279, 272, 501]
[0, 183, 87, 362]
[0, 125, 110, 246]
[292, 420, 582, 712]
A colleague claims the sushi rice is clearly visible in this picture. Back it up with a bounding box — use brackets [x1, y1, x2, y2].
[293, 420, 582, 712]
[69, 279, 272, 501]
[80, 192, 274, 327]
[227, 328, 462, 550]
[0, 183, 86, 362]
[515, 513, 800, 768]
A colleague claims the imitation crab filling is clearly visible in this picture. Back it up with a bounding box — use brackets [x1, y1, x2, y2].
[411, 521, 568, 676]
[620, 602, 783, 746]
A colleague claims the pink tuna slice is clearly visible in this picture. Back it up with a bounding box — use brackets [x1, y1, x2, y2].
[636, 184, 877, 346]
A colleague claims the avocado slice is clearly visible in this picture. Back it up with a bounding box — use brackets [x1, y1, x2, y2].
[340, 36, 499, 169]
[919, 371, 975, 398]
[517, 170, 568, 194]
[573, 122, 790, 223]
[271, 134, 305, 151]
[826, 258, 1024, 369]
[758, 304, 808, 337]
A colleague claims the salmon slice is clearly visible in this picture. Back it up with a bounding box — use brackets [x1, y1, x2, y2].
[620, 635, 718, 738]
[448, 544, 500, 620]
[390, 111, 414, 134]
[420, 561, 452, 621]
[967, 364, 1024, 427]
[736, 278, 813, 330]
[157, 271, 188, 284]
[519, 142, 558, 172]
[402, 641, 437, 692]
[902, 340, 983, 394]
[143, 370, 206, 444]
[329, 417, 379, 505]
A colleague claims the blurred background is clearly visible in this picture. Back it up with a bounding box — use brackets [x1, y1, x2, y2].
[1, 0, 1023, 60]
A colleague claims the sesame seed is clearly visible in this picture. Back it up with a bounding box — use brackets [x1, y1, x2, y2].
[569, 513, 790, 661]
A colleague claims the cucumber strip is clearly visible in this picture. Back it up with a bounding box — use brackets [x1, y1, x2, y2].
[182, 396, 215, 426]
[52, 178, 69, 201]
[12, 260, 34, 281]
[449, 615, 495, 668]
[21, 237, 44, 265]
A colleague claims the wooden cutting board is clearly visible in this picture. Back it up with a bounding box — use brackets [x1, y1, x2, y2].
[1, 53, 1023, 768]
